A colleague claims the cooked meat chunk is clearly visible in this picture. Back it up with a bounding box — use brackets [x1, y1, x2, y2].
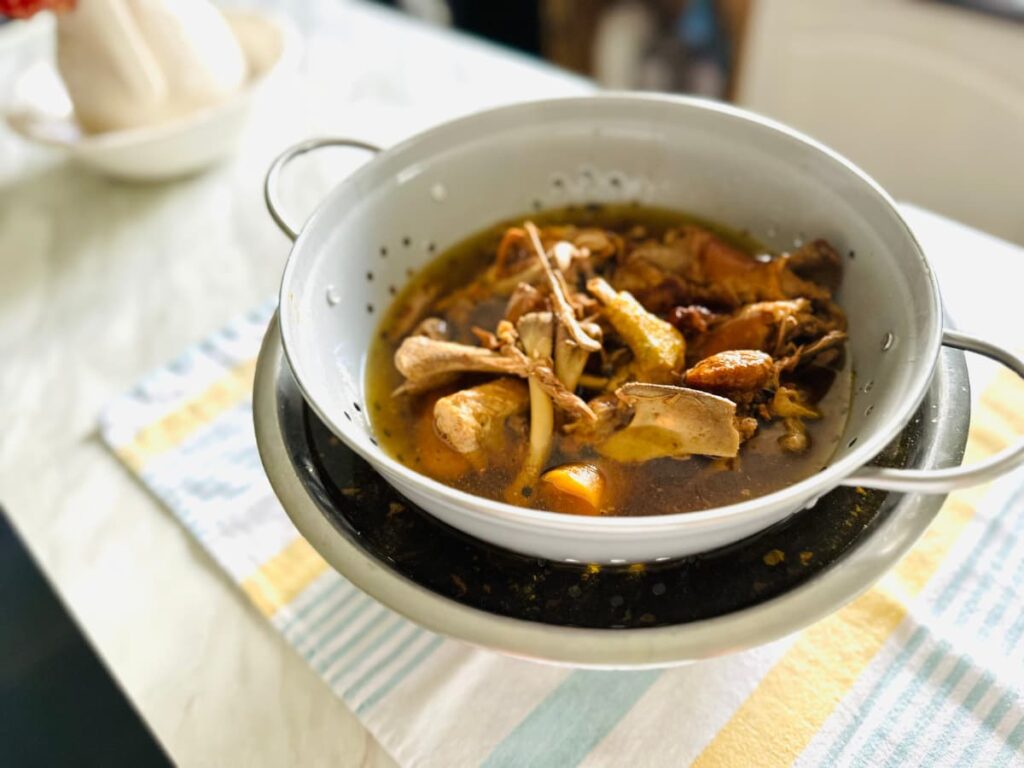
[494, 227, 533, 279]
[563, 392, 630, 449]
[434, 378, 530, 455]
[612, 225, 837, 311]
[787, 239, 843, 293]
[693, 299, 819, 359]
[668, 304, 718, 336]
[776, 329, 848, 372]
[385, 284, 441, 342]
[504, 282, 547, 324]
[572, 228, 622, 263]
[411, 317, 448, 340]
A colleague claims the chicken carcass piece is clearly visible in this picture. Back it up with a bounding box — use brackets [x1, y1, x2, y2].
[587, 277, 686, 383]
[504, 282, 547, 325]
[393, 335, 595, 419]
[612, 226, 839, 311]
[776, 329, 848, 372]
[393, 336, 502, 396]
[691, 298, 838, 359]
[434, 379, 530, 455]
[787, 239, 844, 293]
[505, 313, 556, 501]
[411, 317, 448, 340]
[555, 320, 601, 391]
[562, 392, 631, 451]
[489, 225, 601, 294]
[598, 383, 741, 462]
[524, 222, 602, 354]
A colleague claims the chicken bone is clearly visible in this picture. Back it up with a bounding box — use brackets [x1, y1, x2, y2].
[524, 221, 602, 352]
[496, 319, 596, 421]
[393, 334, 595, 420]
[597, 382, 741, 461]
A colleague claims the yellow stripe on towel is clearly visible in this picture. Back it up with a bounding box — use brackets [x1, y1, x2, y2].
[117, 359, 258, 471]
[242, 536, 330, 617]
[692, 368, 1024, 768]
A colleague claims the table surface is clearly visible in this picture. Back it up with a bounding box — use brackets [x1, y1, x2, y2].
[1, 2, 1021, 765]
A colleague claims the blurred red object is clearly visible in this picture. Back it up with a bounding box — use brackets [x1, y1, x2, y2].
[0, 0, 75, 18]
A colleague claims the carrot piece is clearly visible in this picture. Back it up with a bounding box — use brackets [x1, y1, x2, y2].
[537, 463, 606, 516]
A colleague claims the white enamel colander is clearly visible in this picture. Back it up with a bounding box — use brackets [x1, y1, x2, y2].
[262, 94, 1024, 563]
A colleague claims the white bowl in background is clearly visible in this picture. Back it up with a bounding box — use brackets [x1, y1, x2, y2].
[5, 9, 297, 180]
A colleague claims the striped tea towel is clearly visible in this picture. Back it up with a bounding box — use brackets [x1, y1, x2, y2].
[100, 302, 1024, 767]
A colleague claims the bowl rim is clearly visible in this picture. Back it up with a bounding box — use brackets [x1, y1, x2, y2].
[277, 92, 944, 534]
[256, 317, 968, 666]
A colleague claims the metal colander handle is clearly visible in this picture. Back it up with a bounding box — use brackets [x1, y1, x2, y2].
[843, 329, 1024, 493]
[264, 137, 382, 241]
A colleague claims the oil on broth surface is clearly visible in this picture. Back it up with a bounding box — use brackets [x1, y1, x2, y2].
[366, 205, 851, 516]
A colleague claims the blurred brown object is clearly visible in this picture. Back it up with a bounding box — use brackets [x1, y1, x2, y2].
[716, 0, 752, 96]
[541, 0, 752, 95]
[540, 0, 606, 74]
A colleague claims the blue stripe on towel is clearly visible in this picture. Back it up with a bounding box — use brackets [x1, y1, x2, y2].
[482, 669, 662, 768]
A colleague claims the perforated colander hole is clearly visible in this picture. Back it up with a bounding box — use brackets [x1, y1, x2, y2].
[353, 402, 362, 412]
[881, 332, 895, 351]
[865, 404, 875, 416]
[365, 271, 373, 281]
[550, 174, 566, 190]
[848, 437, 858, 448]
[863, 379, 875, 393]
[379, 246, 387, 258]
[325, 285, 340, 306]
[579, 166, 595, 182]
[402, 236, 411, 247]
[609, 175, 622, 188]
[532, 199, 543, 211]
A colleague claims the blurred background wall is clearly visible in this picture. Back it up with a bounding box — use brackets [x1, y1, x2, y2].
[369, 0, 1024, 245]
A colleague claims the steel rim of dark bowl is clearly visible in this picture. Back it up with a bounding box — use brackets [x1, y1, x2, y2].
[266, 337, 970, 630]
